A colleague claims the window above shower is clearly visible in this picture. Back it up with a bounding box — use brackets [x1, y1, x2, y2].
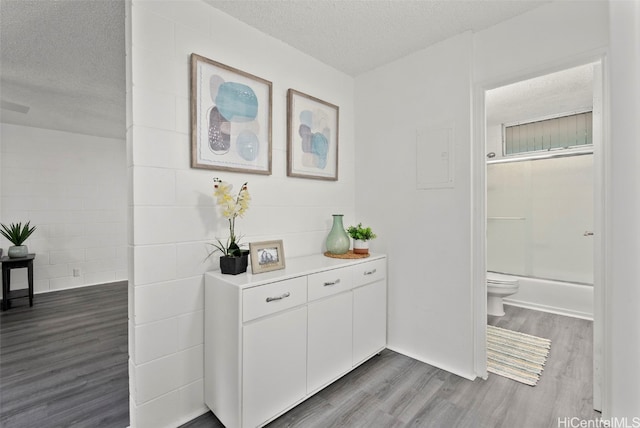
[503, 109, 593, 157]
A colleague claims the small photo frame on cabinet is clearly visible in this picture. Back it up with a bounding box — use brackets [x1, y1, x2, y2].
[249, 240, 286, 274]
[287, 89, 339, 180]
[190, 53, 272, 175]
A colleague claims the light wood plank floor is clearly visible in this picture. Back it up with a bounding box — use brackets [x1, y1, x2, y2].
[0, 283, 598, 428]
[0, 281, 129, 428]
[184, 305, 599, 428]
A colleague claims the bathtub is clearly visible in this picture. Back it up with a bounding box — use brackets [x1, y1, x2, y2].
[493, 272, 594, 320]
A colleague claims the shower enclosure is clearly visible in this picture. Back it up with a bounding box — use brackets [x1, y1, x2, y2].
[487, 153, 594, 286]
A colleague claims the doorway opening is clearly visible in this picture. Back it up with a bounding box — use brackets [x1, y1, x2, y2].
[474, 58, 606, 413]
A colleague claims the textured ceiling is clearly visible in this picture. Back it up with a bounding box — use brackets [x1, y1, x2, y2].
[206, 0, 551, 76]
[0, 0, 125, 139]
[0, 0, 553, 139]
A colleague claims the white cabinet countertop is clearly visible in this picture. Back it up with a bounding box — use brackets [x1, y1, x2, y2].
[206, 252, 386, 289]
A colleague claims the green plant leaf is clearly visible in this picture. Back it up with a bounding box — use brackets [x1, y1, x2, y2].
[346, 222, 376, 241]
[0, 221, 37, 246]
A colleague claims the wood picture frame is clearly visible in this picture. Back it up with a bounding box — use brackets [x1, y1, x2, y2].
[287, 89, 339, 180]
[249, 240, 286, 274]
[190, 53, 272, 174]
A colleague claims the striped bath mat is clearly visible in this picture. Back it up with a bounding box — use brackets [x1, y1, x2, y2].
[487, 325, 551, 386]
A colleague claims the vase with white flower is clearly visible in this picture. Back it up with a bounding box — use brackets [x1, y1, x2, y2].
[208, 178, 251, 275]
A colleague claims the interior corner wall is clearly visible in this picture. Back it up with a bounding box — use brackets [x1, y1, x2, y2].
[355, 0, 609, 381]
[0, 124, 127, 291]
[127, 1, 355, 426]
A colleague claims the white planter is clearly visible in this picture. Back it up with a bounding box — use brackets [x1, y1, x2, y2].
[353, 239, 369, 254]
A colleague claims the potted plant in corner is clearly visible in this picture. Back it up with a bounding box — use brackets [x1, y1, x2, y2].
[207, 178, 251, 275]
[0, 221, 37, 258]
[346, 223, 377, 255]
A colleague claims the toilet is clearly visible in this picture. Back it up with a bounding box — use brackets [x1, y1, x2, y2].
[487, 272, 520, 316]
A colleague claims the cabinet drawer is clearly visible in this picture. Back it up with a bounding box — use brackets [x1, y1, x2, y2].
[243, 277, 307, 322]
[308, 267, 353, 302]
[353, 259, 386, 287]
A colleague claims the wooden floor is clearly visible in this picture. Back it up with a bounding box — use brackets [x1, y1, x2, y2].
[184, 305, 599, 428]
[0, 281, 129, 428]
[0, 284, 597, 428]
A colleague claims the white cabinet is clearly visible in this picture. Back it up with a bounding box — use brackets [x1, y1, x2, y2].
[353, 279, 387, 365]
[242, 307, 307, 428]
[204, 254, 386, 428]
[307, 291, 352, 394]
[306, 265, 354, 393]
[352, 258, 387, 365]
[242, 276, 307, 322]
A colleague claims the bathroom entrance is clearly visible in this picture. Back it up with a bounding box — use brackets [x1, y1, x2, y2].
[475, 59, 605, 412]
[485, 63, 596, 317]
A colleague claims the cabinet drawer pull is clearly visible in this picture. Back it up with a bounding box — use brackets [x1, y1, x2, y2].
[266, 292, 291, 303]
[364, 269, 377, 276]
[323, 279, 341, 287]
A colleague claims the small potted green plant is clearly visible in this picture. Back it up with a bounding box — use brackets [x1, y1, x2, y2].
[346, 223, 377, 255]
[0, 221, 37, 258]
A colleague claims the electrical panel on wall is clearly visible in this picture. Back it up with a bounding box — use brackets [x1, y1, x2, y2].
[416, 123, 455, 189]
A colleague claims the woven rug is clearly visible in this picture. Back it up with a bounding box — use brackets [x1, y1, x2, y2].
[487, 325, 551, 386]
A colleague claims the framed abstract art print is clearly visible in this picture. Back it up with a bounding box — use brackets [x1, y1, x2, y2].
[190, 53, 272, 174]
[287, 89, 339, 180]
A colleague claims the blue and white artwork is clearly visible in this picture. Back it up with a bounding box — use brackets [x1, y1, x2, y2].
[287, 89, 339, 180]
[297, 108, 330, 169]
[191, 54, 272, 174]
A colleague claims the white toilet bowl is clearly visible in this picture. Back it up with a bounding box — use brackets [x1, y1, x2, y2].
[487, 272, 519, 316]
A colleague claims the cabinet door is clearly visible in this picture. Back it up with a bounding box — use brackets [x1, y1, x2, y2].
[242, 307, 307, 428]
[353, 280, 387, 366]
[307, 292, 352, 394]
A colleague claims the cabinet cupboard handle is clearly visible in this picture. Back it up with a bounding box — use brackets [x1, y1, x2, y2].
[266, 292, 291, 302]
[364, 269, 377, 275]
[323, 279, 341, 286]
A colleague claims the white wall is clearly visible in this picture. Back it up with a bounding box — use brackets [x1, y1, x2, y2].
[0, 124, 127, 292]
[355, 0, 608, 381]
[127, 1, 355, 426]
[473, 2, 608, 84]
[124, 0, 640, 423]
[608, 0, 640, 418]
[356, 31, 475, 378]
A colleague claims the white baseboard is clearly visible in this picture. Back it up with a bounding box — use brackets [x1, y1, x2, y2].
[386, 345, 477, 381]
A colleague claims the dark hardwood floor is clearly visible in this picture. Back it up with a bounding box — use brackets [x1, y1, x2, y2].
[184, 305, 598, 428]
[0, 281, 129, 428]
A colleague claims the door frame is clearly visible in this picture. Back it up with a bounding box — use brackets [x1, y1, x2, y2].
[471, 52, 609, 414]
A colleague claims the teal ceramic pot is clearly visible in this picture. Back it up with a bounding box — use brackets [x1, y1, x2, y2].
[326, 214, 350, 255]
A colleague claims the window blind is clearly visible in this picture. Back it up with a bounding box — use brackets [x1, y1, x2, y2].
[504, 111, 592, 155]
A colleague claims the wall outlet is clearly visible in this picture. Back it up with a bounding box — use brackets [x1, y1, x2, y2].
[73, 268, 81, 277]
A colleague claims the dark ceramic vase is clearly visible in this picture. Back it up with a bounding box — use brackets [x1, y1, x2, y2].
[220, 250, 249, 275]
